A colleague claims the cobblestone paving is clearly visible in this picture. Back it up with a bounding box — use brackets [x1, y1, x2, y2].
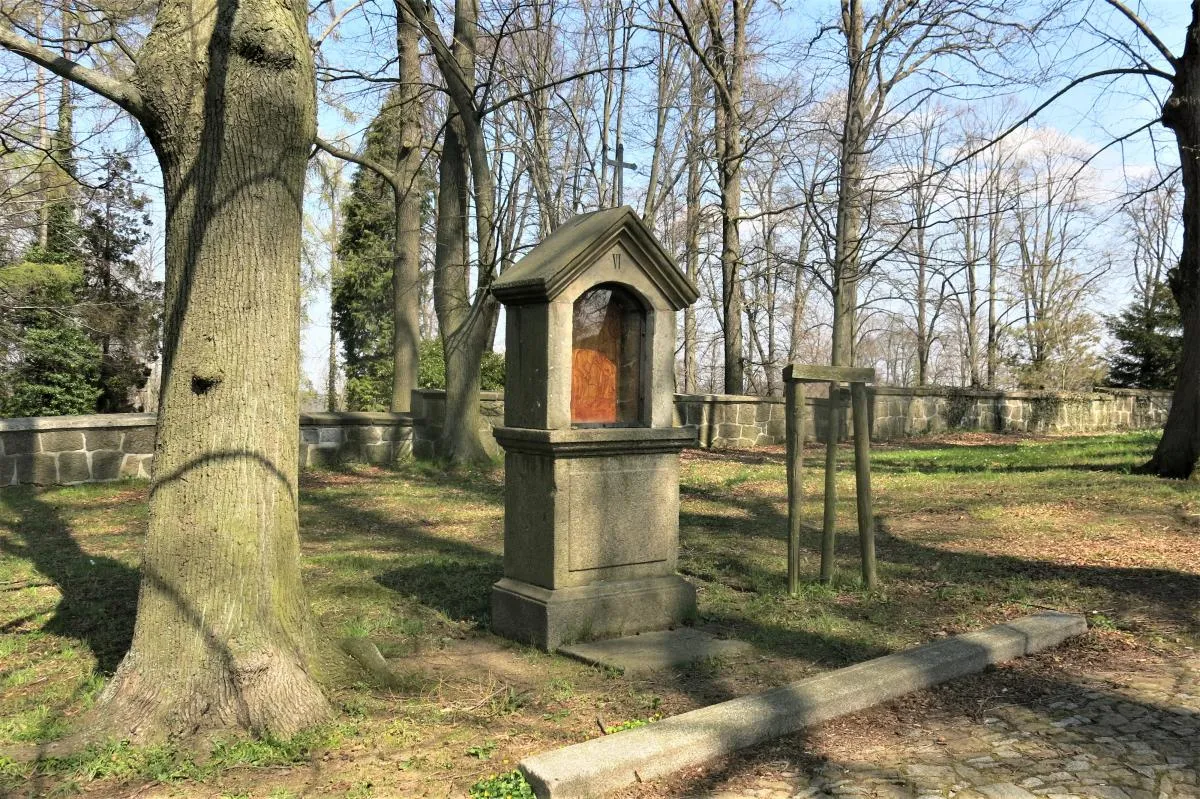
[677, 655, 1199, 799]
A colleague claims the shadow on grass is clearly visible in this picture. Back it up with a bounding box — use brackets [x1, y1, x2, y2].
[679, 461, 1199, 645]
[0, 488, 138, 675]
[874, 518, 1200, 638]
[300, 470, 889, 709]
[375, 560, 501, 626]
[301, 476, 502, 626]
[684, 502, 1198, 639]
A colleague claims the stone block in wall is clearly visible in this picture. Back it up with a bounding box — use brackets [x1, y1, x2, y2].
[718, 422, 742, 439]
[394, 438, 413, 459]
[58, 451, 91, 483]
[413, 438, 435, 460]
[765, 419, 785, 439]
[120, 454, 142, 479]
[755, 402, 772, 422]
[0, 456, 15, 486]
[85, 430, 124, 451]
[346, 426, 382, 444]
[318, 427, 343, 444]
[300, 427, 319, 444]
[362, 442, 393, 464]
[679, 402, 696, 424]
[307, 445, 340, 468]
[17, 453, 57, 485]
[92, 450, 124, 481]
[4, 431, 38, 455]
[737, 403, 758, 425]
[123, 428, 156, 453]
[116, 454, 152, 479]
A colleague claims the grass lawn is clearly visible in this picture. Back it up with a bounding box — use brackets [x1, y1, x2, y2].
[0, 431, 1196, 797]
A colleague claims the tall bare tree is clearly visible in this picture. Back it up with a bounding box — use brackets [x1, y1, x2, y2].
[1008, 133, 1106, 389]
[826, 0, 1020, 367]
[403, 0, 503, 464]
[668, 0, 752, 393]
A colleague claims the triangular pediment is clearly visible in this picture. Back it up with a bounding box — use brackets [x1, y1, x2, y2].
[491, 206, 699, 310]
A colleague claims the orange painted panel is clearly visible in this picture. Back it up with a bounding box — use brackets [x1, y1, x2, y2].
[572, 348, 618, 423]
[571, 285, 643, 425]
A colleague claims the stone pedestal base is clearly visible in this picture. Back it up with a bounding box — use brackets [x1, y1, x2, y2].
[491, 575, 697, 651]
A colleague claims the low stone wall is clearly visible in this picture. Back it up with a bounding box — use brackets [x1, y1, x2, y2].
[412, 387, 1173, 450]
[299, 412, 414, 468]
[870, 387, 1172, 438]
[1, 412, 414, 487]
[0, 387, 1173, 487]
[0, 414, 157, 486]
[410, 389, 503, 459]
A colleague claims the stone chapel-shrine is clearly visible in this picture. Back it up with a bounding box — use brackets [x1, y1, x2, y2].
[489, 206, 700, 650]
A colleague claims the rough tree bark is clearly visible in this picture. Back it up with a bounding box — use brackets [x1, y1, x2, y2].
[405, 0, 501, 465]
[668, 0, 751, 394]
[683, 54, 703, 393]
[831, 0, 866, 368]
[391, 5, 422, 413]
[1, 0, 335, 746]
[1148, 2, 1200, 478]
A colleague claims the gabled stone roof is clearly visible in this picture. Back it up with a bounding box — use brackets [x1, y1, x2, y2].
[491, 206, 699, 310]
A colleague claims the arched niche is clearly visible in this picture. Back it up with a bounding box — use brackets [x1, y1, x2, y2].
[570, 283, 647, 425]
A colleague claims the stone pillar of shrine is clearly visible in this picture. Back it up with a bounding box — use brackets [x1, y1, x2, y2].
[489, 206, 699, 651]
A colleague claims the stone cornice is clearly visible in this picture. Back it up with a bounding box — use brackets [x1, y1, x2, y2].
[492, 425, 697, 456]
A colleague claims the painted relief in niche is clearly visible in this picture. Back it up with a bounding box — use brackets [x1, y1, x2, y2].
[571, 284, 644, 424]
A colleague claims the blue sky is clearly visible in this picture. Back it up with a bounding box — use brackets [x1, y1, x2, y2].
[38, 0, 1187, 390]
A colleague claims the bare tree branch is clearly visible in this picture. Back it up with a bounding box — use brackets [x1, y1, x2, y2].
[0, 24, 143, 119]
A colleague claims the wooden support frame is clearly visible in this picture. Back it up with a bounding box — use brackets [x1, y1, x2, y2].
[782, 363, 878, 593]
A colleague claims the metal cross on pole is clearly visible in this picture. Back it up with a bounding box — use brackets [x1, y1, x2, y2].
[603, 139, 637, 207]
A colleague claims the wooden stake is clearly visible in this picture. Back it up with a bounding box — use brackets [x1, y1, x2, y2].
[784, 374, 805, 595]
[820, 385, 839, 584]
[851, 382, 876, 589]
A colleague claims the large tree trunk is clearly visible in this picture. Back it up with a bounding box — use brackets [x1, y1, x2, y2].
[432, 113, 497, 464]
[418, 0, 499, 465]
[682, 55, 703, 394]
[83, 0, 333, 744]
[831, 0, 866, 369]
[717, 146, 745, 391]
[707, 0, 747, 395]
[390, 7, 422, 413]
[1147, 14, 1200, 478]
[914, 225, 929, 386]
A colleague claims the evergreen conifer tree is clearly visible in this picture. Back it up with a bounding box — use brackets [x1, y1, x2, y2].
[79, 154, 160, 411]
[332, 96, 400, 410]
[1107, 283, 1183, 390]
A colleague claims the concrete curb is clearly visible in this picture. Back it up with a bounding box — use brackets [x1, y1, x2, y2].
[519, 611, 1087, 798]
